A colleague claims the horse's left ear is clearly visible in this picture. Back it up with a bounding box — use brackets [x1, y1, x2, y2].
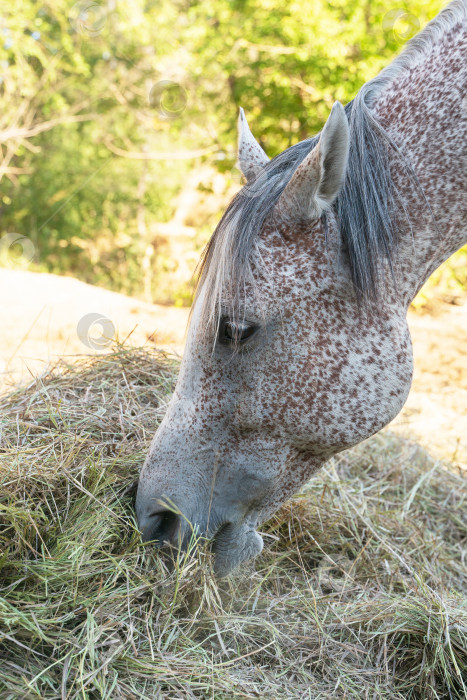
[237, 107, 270, 182]
[276, 102, 350, 221]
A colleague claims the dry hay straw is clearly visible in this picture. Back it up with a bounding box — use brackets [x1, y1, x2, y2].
[0, 346, 466, 699]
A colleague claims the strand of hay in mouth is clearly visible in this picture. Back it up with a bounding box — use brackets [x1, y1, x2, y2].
[0, 346, 466, 699]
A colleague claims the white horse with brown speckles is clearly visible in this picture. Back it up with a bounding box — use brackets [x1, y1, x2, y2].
[136, 1, 467, 576]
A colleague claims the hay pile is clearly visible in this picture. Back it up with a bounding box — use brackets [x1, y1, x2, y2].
[0, 347, 466, 699]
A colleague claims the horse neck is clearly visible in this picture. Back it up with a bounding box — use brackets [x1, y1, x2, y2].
[373, 7, 466, 306]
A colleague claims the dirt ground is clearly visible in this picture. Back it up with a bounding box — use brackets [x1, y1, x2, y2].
[390, 301, 467, 469]
[1, 268, 466, 468]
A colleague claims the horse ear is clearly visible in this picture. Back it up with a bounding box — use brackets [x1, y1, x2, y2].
[275, 102, 350, 221]
[237, 107, 269, 182]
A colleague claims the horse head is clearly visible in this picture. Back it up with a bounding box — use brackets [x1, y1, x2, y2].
[136, 102, 415, 575]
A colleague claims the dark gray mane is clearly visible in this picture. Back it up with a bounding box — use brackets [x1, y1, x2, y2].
[197, 96, 408, 325]
[196, 1, 462, 328]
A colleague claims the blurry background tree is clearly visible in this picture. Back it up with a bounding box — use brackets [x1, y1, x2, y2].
[0, 0, 465, 306]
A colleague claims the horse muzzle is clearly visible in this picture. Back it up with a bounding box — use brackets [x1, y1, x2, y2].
[136, 496, 263, 576]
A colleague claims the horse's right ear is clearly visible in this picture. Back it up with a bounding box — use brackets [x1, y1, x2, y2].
[275, 102, 350, 222]
[237, 107, 269, 182]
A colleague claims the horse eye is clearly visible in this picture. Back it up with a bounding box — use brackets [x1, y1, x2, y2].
[219, 319, 256, 345]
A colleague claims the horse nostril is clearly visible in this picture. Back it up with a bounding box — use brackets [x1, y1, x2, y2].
[141, 510, 179, 545]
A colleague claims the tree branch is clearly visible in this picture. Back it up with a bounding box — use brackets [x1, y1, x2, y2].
[0, 114, 98, 143]
[103, 137, 218, 160]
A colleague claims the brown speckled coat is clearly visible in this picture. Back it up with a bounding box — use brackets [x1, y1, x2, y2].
[137, 1, 467, 576]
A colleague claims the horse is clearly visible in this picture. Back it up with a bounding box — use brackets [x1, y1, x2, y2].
[136, 1, 467, 576]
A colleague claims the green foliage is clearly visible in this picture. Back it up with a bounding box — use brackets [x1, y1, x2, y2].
[1, 0, 462, 305]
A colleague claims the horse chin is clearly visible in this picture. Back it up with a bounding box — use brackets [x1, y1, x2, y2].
[212, 524, 264, 577]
